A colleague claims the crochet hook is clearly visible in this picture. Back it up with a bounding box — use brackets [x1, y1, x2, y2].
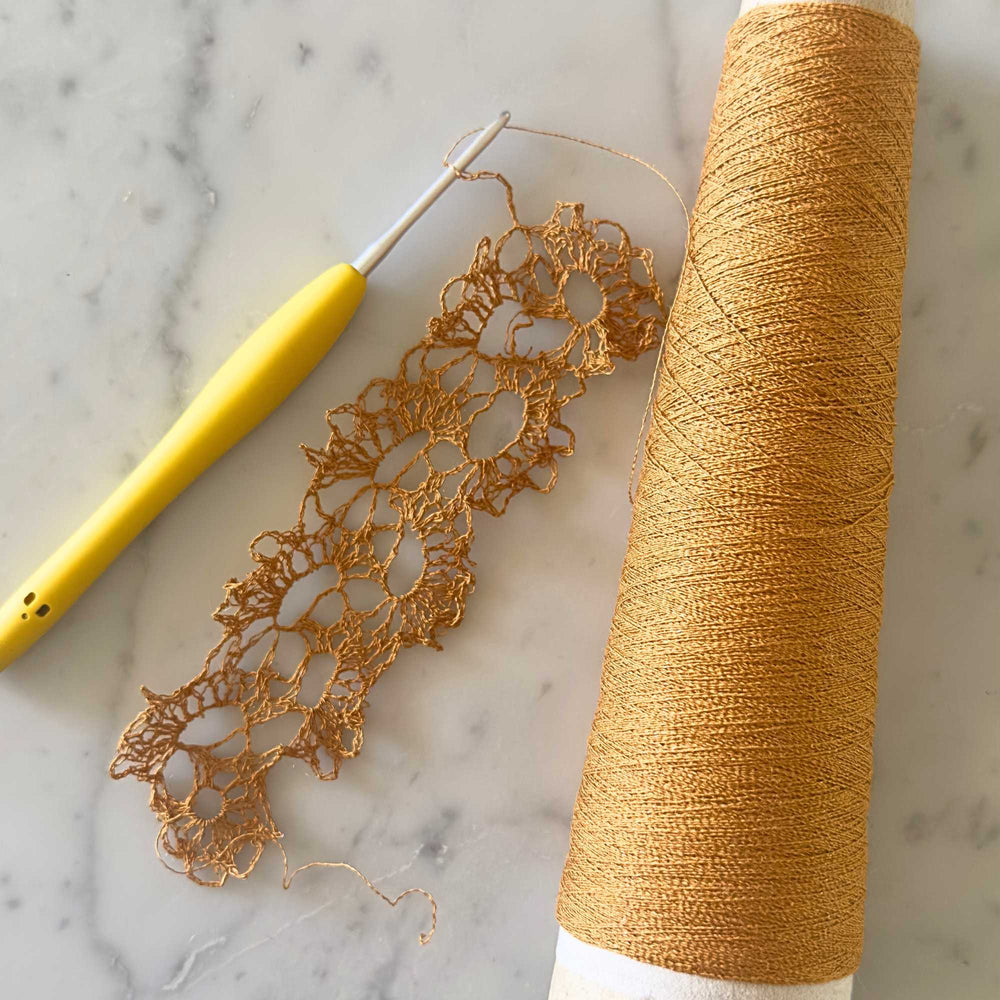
[0, 111, 510, 672]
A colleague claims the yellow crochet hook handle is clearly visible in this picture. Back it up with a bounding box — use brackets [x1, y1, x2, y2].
[0, 112, 509, 672]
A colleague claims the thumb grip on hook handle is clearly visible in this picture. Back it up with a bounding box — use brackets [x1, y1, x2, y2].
[0, 262, 367, 672]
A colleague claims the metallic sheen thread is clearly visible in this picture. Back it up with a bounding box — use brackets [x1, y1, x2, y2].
[556, 3, 919, 984]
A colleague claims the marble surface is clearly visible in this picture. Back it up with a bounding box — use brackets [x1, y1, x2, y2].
[0, 2, 997, 998]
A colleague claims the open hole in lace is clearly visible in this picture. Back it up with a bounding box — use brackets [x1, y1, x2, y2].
[213, 770, 238, 795]
[314, 745, 337, 776]
[297, 653, 334, 707]
[563, 270, 604, 324]
[192, 787, 223, 820]
[299, 495, 328, 536]
[309, 589, 345, 629]
[162, 750, 194, 800]
[314, 478, 366, 519]
[629, 256, 651, 286]
[344, 576, 387, 613]
[232, 843, 259, 876]
[465, 359, 499, 400]
[510, 316, 574, 355]
[556, 372, 585, 403]
[331, 665, 364, 699]
[326, 411, 355, 437]
[534, 260, 558, 297]
[548, 425, 573, 453]
[372, 528, 397, 565]
[421, 345, 472, 375]
[278, 565, 341, 627]
[497, 228, 531, 272]
[265, 630, 309, 681]
[372, 491, 398, 527]
[439, 467, 470, 500]
[527, 463, 556, 490]
[375, 430, 430, 486]
[427, 440, 465, 473]
[397, 455, 430, 492]
[180, 705, 244, 750]
[466, 391, 527, 460]
[343, 490, 374, 531]
[478, 300, 524, 357]
[431, 352, 477, 393]
[251, 534, 281, 561]
[249, 711, 305, 753]
[387, 528, 424, 597]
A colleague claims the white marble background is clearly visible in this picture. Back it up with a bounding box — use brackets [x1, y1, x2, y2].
[0, 1, 996, 998]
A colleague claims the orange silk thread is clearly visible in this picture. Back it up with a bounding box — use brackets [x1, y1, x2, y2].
[556, 3, 919, 985]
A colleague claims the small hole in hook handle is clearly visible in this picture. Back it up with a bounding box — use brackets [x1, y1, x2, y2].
[23, 592, 35, 605]
[35, 604, 50, 618]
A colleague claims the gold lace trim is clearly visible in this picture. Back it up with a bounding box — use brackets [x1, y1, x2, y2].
[110, 177, 666, 885]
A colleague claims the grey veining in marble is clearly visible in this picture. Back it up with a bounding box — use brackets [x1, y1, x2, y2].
[0, 2, 997, 998]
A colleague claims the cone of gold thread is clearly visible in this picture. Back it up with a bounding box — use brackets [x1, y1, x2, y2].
[556, 3, 920, 985]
